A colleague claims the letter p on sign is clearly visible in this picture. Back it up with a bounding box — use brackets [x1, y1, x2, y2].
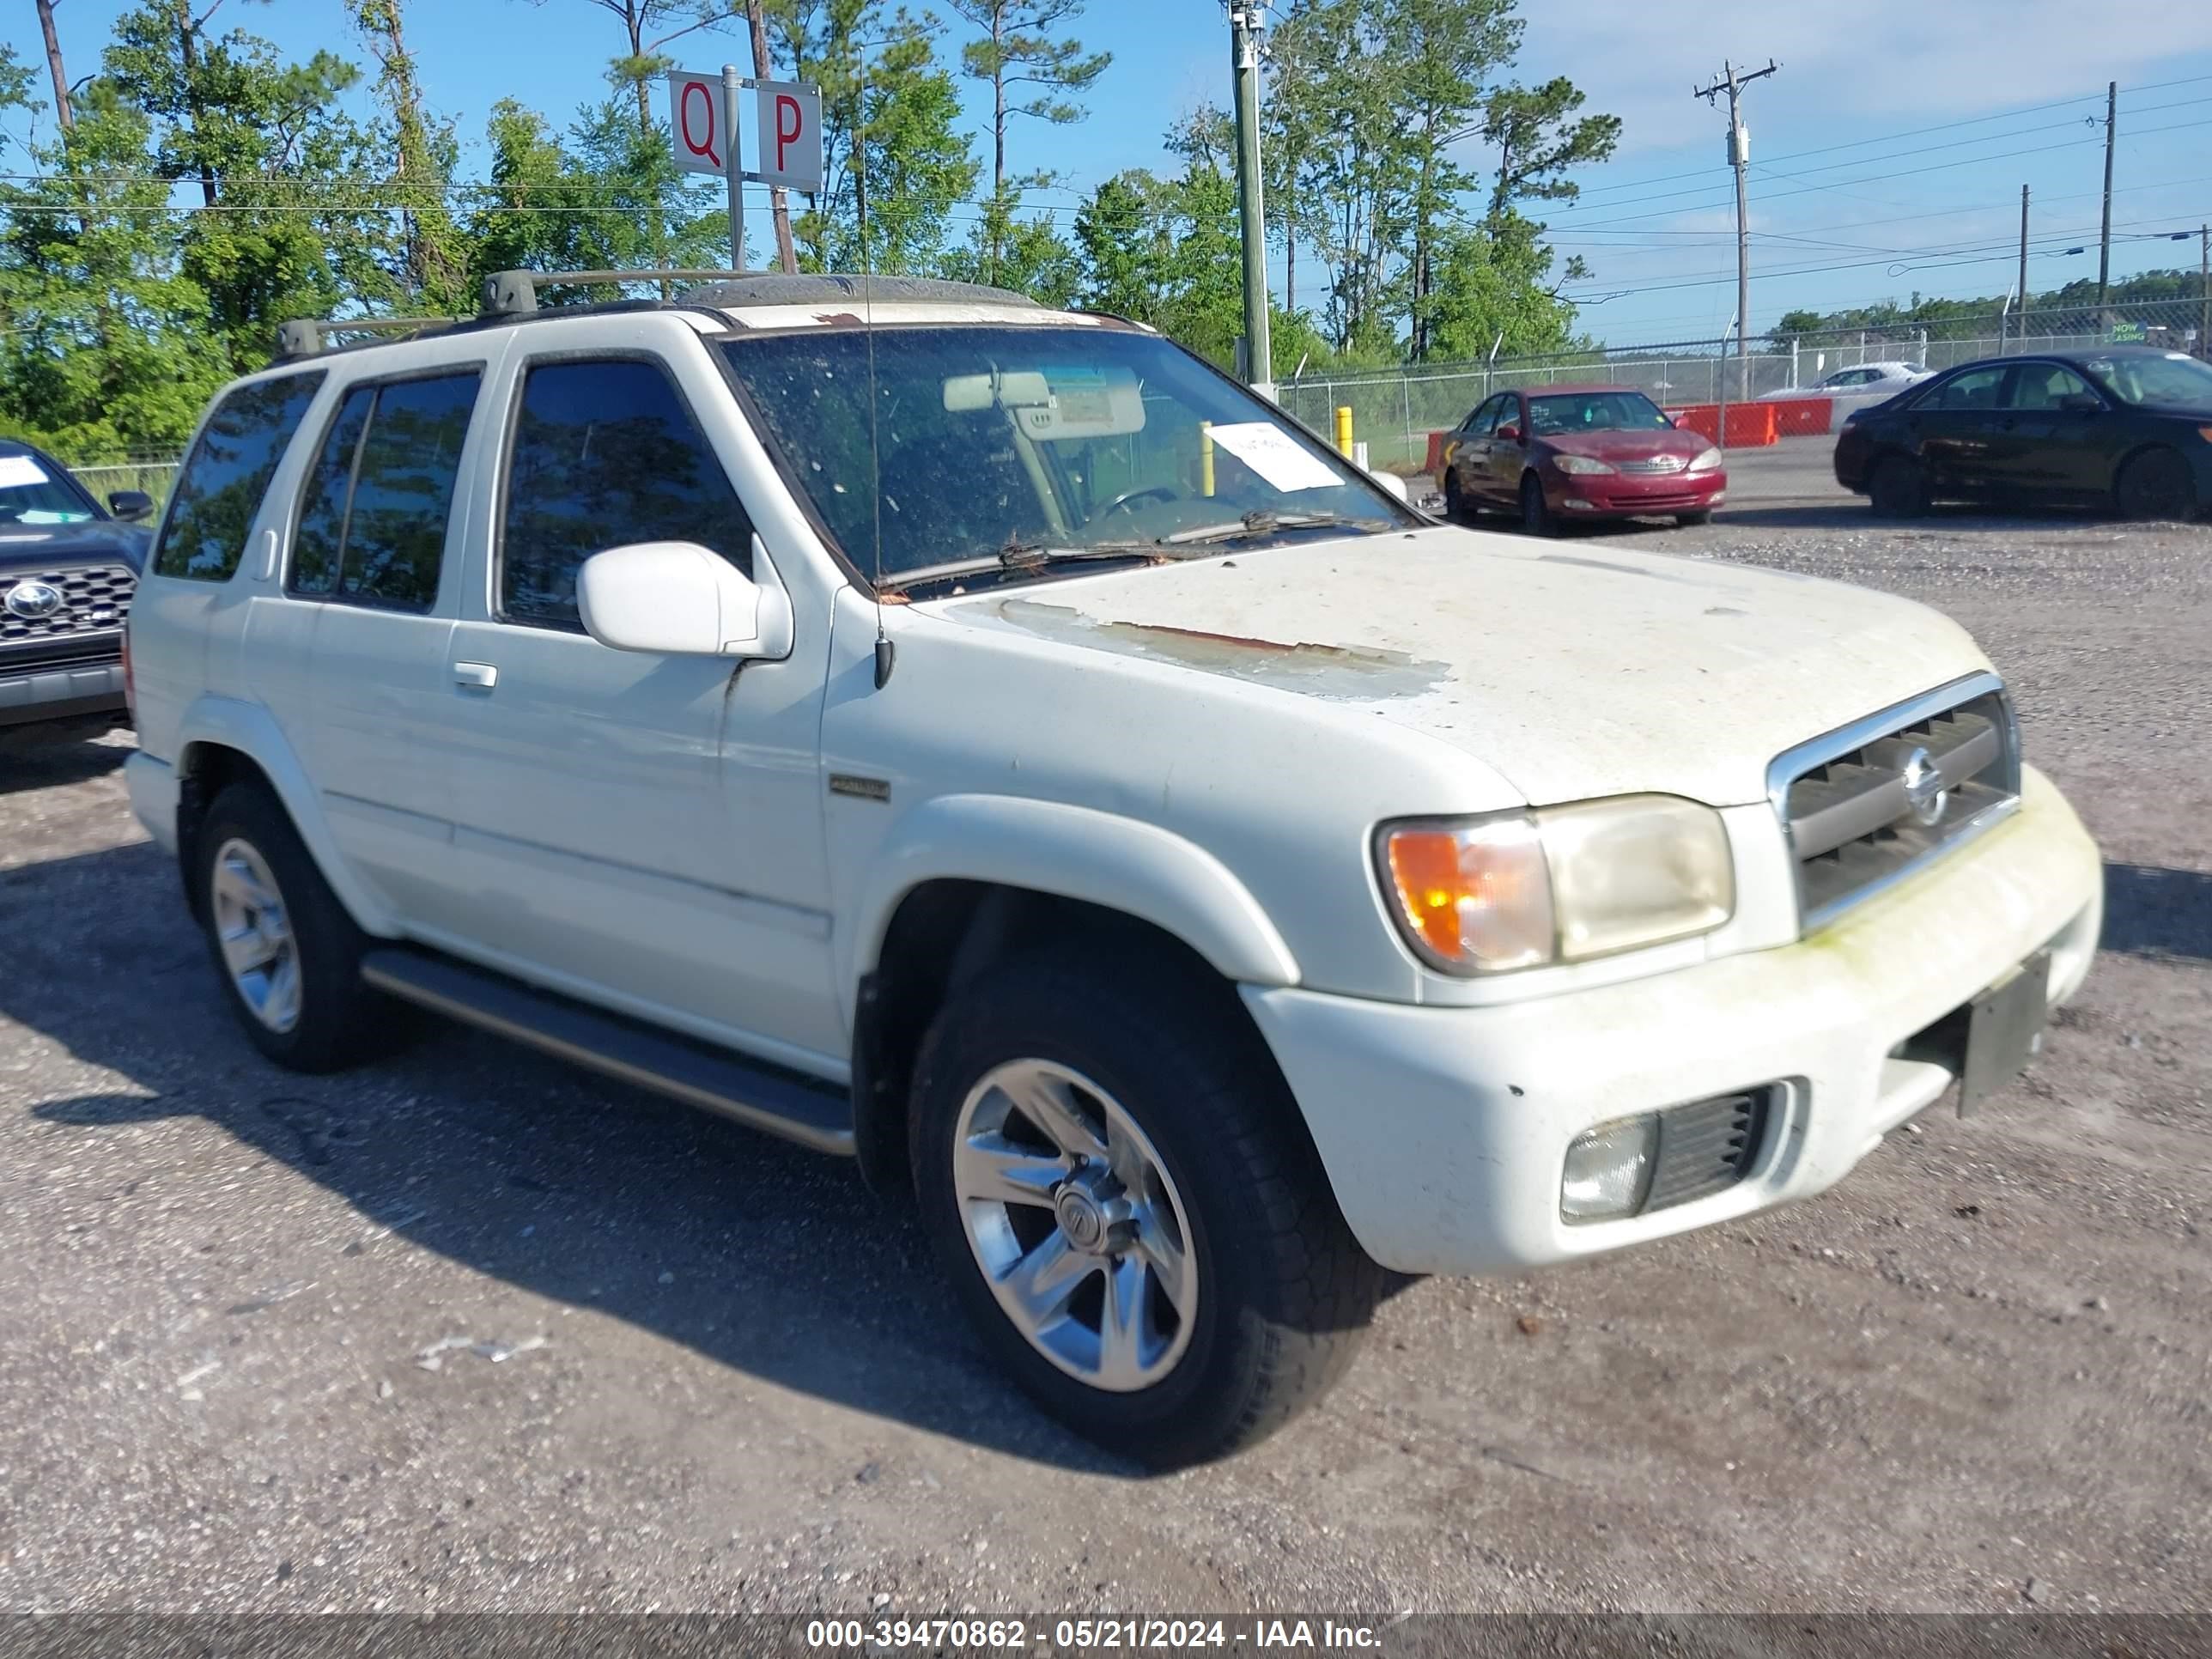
[753, 82, 823, 194]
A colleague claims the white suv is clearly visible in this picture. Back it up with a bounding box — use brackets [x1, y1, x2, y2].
[124, 270, 2103, 1467]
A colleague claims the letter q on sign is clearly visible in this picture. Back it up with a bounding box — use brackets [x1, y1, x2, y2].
[665, 71, 725, 175]
[752, 82, 823, 194]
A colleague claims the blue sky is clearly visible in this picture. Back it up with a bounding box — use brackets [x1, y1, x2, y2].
[22, 0, 2212, 345]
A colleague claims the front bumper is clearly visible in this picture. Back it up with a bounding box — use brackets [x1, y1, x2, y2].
[0, 657, 125, 732]
[1547, 469, 1725, 518]
[1247, 765, 2102, 1276]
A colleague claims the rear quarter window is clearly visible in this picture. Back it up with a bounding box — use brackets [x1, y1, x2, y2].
[153, 372, 326, 581]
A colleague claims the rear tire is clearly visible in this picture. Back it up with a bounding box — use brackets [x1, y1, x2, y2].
[910, 945, 1381, 1468]
[196, 781, 394, 1073]
[1869, 453, 1928, 518]
[2115, 447, 2195, 521]
[1519, 472, 1556, 537]
[1442, 472, 1466, 521]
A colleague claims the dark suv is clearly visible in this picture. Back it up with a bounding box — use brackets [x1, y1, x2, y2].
[0, 439, 154, 749]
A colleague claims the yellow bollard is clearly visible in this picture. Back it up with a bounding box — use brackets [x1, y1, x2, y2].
[1334, 404, 1354, 458]
[1199, 421, 1215, 497]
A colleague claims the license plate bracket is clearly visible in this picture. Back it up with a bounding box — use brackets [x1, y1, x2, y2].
[1958, 951, 2051, 1117]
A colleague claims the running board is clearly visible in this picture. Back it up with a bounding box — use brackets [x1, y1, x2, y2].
[360, 948, 855, 1156]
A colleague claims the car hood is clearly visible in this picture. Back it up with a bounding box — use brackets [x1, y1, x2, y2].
[931, 526, 1991, 806]
[0, 520, 150, 574]
[1541, 428, 1710, 463]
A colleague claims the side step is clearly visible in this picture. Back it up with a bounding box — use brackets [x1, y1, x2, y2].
[361, 948, 855, 1156]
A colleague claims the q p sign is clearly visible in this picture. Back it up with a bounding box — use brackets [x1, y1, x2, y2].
[666, 70, 726, 176]
[752, 81, 822, 193]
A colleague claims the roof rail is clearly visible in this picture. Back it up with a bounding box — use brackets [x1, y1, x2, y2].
[481, 268, 761, 316]
[274, 315, 459, 360]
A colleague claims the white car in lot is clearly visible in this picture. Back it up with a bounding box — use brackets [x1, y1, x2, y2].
[123, 270, 2102, 1467]
[1760, 360, 1933, 401]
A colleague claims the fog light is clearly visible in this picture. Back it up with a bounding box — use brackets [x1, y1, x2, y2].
[1561, 1114, 1658, 1222]
[1562, 496, 1595, 510]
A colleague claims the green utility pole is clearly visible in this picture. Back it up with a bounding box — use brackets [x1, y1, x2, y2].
[1230, 3, 1273, 396]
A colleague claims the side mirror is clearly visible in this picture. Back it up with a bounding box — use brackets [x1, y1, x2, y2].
[1497, 423, 1522, 443]
[107, 489, 155, 522]
[2057, 392, 2103, 413]
[1372, 471, 1410, 504]
[576, 540, 793, 659]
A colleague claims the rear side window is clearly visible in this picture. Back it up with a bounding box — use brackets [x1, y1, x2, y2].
[286, 371, 480, 611]
[499, 357, 753, 630]
[154, 372, 325, 580]
[1923, 366, 2008, 411]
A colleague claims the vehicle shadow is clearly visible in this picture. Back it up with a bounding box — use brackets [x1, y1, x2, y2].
[3, 840, 1132, 1475]
[2102, 861, 2212, 964]
[1709, 501, 2133, 533]
[0, 732, 130, 793]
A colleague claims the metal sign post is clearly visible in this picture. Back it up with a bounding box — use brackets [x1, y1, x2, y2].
[722, 64, 744, 271]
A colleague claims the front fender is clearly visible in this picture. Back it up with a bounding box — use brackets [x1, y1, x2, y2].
[845, 793, 1299, 1019]
[174, 695, 400, 939]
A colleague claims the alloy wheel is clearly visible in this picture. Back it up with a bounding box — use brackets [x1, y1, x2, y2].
[951, 1058, 1198, 1392]
[210, 837, 301, 1034]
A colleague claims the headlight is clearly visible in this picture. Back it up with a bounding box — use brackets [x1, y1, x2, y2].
[1377, 795, 1735, 974]
[1552, 454, 1616, 476]
[1685, 445, 1725, 473]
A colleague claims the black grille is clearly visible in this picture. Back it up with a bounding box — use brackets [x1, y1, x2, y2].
[1777, 684, 2020, 927]
[1645, 1088, 1772, 1213]
[0, 562, 136, 647]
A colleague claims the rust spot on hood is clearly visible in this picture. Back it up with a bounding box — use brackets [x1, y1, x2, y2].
[990, 599, 1448, 701]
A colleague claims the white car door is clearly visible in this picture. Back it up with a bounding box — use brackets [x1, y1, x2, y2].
[281, 354, 497, 921]
[432, 317, 842, 1074]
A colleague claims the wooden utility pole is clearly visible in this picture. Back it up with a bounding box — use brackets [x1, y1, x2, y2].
[2201, 223, 2209, 358]
[745, 0, 798, 273]
[1696, 58, 1779, 401]
[2097, 81, 2116, 313]
[1230, 2, 1273, 394]
[2016, 185, 2029, 347]
[35, 0, 73, 131]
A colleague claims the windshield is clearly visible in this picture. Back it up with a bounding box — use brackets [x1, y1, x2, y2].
[0, 450, 99, 525]
[2081, 351, 2212, 409]
[719, 325, 1406, 583]
[1526, 392, 1674, 434]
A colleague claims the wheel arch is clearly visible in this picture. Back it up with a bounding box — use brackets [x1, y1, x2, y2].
[844, 796, 1303, 1199]
[170, 696, 397, 936]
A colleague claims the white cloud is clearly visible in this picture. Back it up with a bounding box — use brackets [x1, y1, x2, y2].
[1518, 0, 2212, 160]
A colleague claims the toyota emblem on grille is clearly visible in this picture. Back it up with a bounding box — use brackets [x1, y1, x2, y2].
[3, 579, 64, 620]
[1899, 745, 1948, 826]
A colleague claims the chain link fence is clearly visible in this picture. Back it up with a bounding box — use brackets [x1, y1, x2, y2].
[59, 458, 182, 509]
[1279, 295, 2212, 471]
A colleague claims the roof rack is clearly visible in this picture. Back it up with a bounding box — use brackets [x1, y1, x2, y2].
[480, 268, 765, 315]
[274, 315, 459, 360]
[274, 266, 1043, 361]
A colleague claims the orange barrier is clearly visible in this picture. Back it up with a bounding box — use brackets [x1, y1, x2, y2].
[1664, 403, 1779, 446]
[1769, 398, 1834, 439]
[1425, 429, 1449, 473]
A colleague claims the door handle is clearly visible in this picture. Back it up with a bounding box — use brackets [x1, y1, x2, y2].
[452, 661, 498, 690]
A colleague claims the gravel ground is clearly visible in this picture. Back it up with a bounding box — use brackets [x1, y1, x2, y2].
[1, 474, 2207, 1624]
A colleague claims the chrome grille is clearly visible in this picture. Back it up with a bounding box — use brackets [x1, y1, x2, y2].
[1617, 454, 1687, 474]
[1770, 674, 2021, 930]
[0, 562, 136, 647]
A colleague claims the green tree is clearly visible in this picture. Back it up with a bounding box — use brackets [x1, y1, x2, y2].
[350, 0, 471, 314]
[1479, 74, 1620, 224]
[946, 0, 1108, 282]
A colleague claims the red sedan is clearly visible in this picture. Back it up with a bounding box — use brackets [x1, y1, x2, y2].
[1435, 384, 1727, 534]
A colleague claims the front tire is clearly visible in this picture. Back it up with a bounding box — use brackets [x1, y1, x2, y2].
[2115, 447, 2196, 521]
[1519, 472, 1556, 536]
[1442, 471, 1467, 521]
[1675, 510, 1712, 527]
[911, 946, 1381, 1468]
[196, 781, 392, 1073]
[1869, 453, 1928, 517]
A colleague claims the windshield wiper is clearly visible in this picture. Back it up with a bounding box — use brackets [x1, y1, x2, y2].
[1158, 508, 1387, 547]
[996, 538, 1158, 569]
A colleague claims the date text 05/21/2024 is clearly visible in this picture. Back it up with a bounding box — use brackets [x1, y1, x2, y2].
[804, 1618, 1388, 1651]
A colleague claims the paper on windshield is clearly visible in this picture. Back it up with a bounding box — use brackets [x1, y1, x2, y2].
[1204, 422, 1343, 492]
[0, 455, 51, 488]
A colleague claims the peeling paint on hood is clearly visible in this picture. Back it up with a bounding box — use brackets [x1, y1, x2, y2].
[930, 526, 1996, 808]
